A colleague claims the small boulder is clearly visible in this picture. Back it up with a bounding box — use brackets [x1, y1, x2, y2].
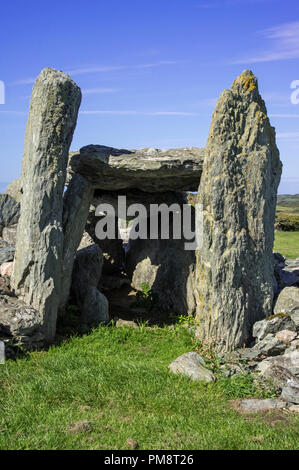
[169, 352, 215, 383]
[0, 262, 13, 278]
[0, 240, 15, 265]
[115, 318, 139, 329]
[274, 287, 299, 316]
[281, 380, 299, 404]
[275, 330, 297, 344]
[253, 314, 296, 341]
[5, 178, 22, 203]
[254, 333, 287, 356]
[237, 398, 287, 412]
[257, 350, 299, 386]
[2, 225, 18, 246]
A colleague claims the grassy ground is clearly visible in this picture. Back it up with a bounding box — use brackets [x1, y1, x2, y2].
[274, 231, 299, 259]
[1, 325, 299, 450]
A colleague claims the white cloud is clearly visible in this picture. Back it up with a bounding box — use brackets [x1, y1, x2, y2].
[269, 114, 299, 118]
[11, 61, 179, 86]
[276, 132, 299, 139]
[0, 110, 26, 115]
[233, 21, 299, 64]
[10, 77, 36, 86]
[82, 88, 119, 95]
[80, 110, 199, 116]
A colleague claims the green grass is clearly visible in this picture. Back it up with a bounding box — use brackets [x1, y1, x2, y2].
[1, 326, 299, 450]
[274, 231, 299, 259]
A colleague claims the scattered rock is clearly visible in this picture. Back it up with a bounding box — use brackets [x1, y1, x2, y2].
[168, 352, 215, 383]
[2, 225, 18, 246]
[274, 287, 299, 317]
[274, 253, 299, 295]
[275, 330, 297, 344]
[236, 398, 287, 413]
[0, 294, 44, 348]
[115, 318, 139, 329]
[253, 334, 286, 356]
[67, 420, 91, 434]
[0, 262, 13, 278]
[281, 380, 299, 404]
[257, 350, 299, 387]
[288, 404, 299, 413]
[253, 315, 296, 341]
[0, 276, 11, 296]
[0, 241, 15, 265]
[127, 438, 138, 450]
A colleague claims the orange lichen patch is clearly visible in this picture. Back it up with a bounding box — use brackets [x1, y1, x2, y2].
[233, 70, 257, 93]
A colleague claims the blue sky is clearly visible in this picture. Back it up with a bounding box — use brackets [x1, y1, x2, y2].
[0, 0, 298, 193]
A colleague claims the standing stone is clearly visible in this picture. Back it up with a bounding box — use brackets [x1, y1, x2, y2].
[59, 173, 93, 315]
[195, 70, 282, 352]
[11, 68, 81, 341]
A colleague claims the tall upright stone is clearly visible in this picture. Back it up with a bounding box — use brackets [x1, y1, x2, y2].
[11, 68, 81, 341]
[195, 70, 282, 352]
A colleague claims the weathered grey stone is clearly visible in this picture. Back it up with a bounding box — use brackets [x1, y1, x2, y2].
[11, 67, 82, 341]
[254, 333, 286, 356]
[0, 240, 15, 265]
[257, 351, 299, 383]
[260, 364, 298, 389]
[0, 194, 20, 236]
[81, 286, 109, 325]
[5, 178, 22, 203]
[285, 339, 299, 354]
[78, 232, 94, 250]
[289, 404, 299, 412]
[290, 311, 299, 330]
[169, 352, 215, 383]
[2, 224, 18, 246]
[253, 315, 296, 341]
[0, 262, 13, 278]
[274, 253, 299, 294]
[72, 244, 109, 324]
[59, 173, 93, 315]
[237, 398, 287, 412]
[195, 70, 282, 352]
[125, 208, 196, 316]
[68, 145, 204, 192]
[0, 276, 11, 296]
[0, 294, 44, 348]
[115, 318, 139, 329]
[276, 330, 297, 344]
[274, 287, 299, 318]
[281, 380, 299, 404]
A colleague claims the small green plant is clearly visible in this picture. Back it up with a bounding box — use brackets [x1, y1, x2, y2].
[135, 282, 158, 311]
